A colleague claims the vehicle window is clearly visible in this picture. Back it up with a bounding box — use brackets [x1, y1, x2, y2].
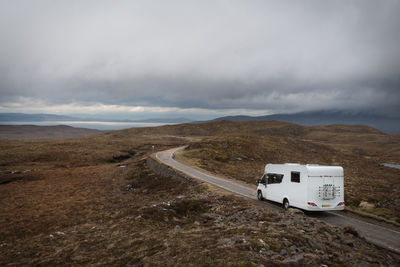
[260, 174, 267, 184]
[291, 171, 300, 183]
[267, 173, 284, 184]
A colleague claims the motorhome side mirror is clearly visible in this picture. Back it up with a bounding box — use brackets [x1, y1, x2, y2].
[256, 179, 260, 184]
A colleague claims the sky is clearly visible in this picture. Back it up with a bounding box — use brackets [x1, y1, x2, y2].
[0, 0, 399, 120]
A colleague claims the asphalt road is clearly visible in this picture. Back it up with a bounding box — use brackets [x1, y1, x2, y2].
[156, 146, 400, 254]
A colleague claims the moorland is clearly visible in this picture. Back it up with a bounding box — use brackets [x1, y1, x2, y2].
[1, 121, 399, 266]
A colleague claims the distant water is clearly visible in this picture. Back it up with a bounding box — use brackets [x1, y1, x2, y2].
[380, 163, 400, 170]
[0, 121, 176, 131]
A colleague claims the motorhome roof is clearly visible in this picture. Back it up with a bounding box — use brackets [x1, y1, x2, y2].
[265, 163, 343, 177]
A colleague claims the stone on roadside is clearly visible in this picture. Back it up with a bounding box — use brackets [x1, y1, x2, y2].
[359, 201, 375, 210]
[288, 208, 304, 216]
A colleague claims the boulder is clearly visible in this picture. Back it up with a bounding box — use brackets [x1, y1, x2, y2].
[359, 201, 375, 210]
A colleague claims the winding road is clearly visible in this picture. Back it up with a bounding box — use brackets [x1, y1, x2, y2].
[156, 146, 400, 254]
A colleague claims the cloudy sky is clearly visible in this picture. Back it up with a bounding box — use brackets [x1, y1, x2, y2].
[0, 0, 399, 120]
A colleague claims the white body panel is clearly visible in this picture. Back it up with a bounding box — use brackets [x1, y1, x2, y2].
[257, 164, 344, 211]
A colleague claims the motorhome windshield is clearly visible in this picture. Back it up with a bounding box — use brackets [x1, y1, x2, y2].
[267, 173, 283, 184]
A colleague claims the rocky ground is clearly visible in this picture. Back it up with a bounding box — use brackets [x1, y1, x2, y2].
[1, 122, 399, 266]
[1, 155, 399, 265]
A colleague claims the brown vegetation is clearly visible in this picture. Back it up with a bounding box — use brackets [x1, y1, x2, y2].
[0, 125, 102, 139]
[1, 121, 399, 265]
[178, 122, 400, 223]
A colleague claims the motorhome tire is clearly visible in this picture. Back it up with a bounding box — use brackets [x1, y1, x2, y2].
[257, 190, 264, 201]
[283, 199, 289, 210]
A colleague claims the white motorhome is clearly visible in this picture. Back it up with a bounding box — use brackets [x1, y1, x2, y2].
[256, 164, 344, 211]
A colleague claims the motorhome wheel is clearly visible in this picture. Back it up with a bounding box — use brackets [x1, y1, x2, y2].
[283, 199, 289, 210]
[257, 190, 264, 201]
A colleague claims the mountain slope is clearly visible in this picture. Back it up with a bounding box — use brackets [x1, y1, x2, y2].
[0, 113, 77, 122]
[208, 110, 400, 134]
[0, 125, 102, 139]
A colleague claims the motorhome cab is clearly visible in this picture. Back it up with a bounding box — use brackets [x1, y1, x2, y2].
[256, 164, 344, 211]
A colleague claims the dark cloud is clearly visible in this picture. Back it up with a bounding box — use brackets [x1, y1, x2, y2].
[0, 0, 399, 118]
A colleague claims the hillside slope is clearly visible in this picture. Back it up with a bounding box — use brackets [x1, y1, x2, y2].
[207, 110, 400, 134]
[0, 125, 102, 139]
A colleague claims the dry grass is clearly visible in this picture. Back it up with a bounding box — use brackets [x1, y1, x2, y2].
[0, 125, 102, 139]
[1, 121, 400, 265]
[180, 123, 400, 223]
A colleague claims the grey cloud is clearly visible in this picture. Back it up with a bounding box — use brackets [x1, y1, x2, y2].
[0, 0, 399, 117]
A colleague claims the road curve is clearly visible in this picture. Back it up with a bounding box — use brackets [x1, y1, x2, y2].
[156, 146, 400, 254]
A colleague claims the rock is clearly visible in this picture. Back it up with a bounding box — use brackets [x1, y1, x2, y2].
[281, 258, 298, 265]
[218, 238, 235, 246]
[194, 221, 200, 226]
[321, 255, 329, 260]
[344, 239, 354, 247]
[304, 253, 320, 261]
[56, 231, 65, 235]
[280, 249, 287, 256]
[258, 221, 266, 227]
[288, 208, 304, 216]
[174, 225, 181, 231]
[307, 239, 323, 250]
[282, 238, 291, 247]
[266, 232, 279, 238]
[359, 201, 375, 210]
[293, 254, 304, 264]
[241, 238, 249, 245]
[271, 254, 281, 261]
[258, 239, 270, 249]
[342, 225, 359, 237]
[163, 242, 169, 248]
[135, 215, 142, 220]
[282, 255, 304, 266]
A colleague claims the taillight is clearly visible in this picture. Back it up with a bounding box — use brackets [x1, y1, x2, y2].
[307, 202, 317, 206]
[337, 202, 345, 206]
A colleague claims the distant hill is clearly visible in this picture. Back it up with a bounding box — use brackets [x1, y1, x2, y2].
[0, 113, 77, 122]
[136, 117, 193, 123]
[0, 113, 193, 124]
[0, 125, 102, 139]
[206, 110, 400, 134]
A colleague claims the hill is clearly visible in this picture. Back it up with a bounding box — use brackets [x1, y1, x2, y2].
[0, 125, 102, 139]
[207, 110, 400, 134]
[136, 117, 193, 123]
[0, 113, 77, 122]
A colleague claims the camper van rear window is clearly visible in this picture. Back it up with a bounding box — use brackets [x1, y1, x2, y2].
[291, 172, 300, 183]
[267, 174, 283, 184]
